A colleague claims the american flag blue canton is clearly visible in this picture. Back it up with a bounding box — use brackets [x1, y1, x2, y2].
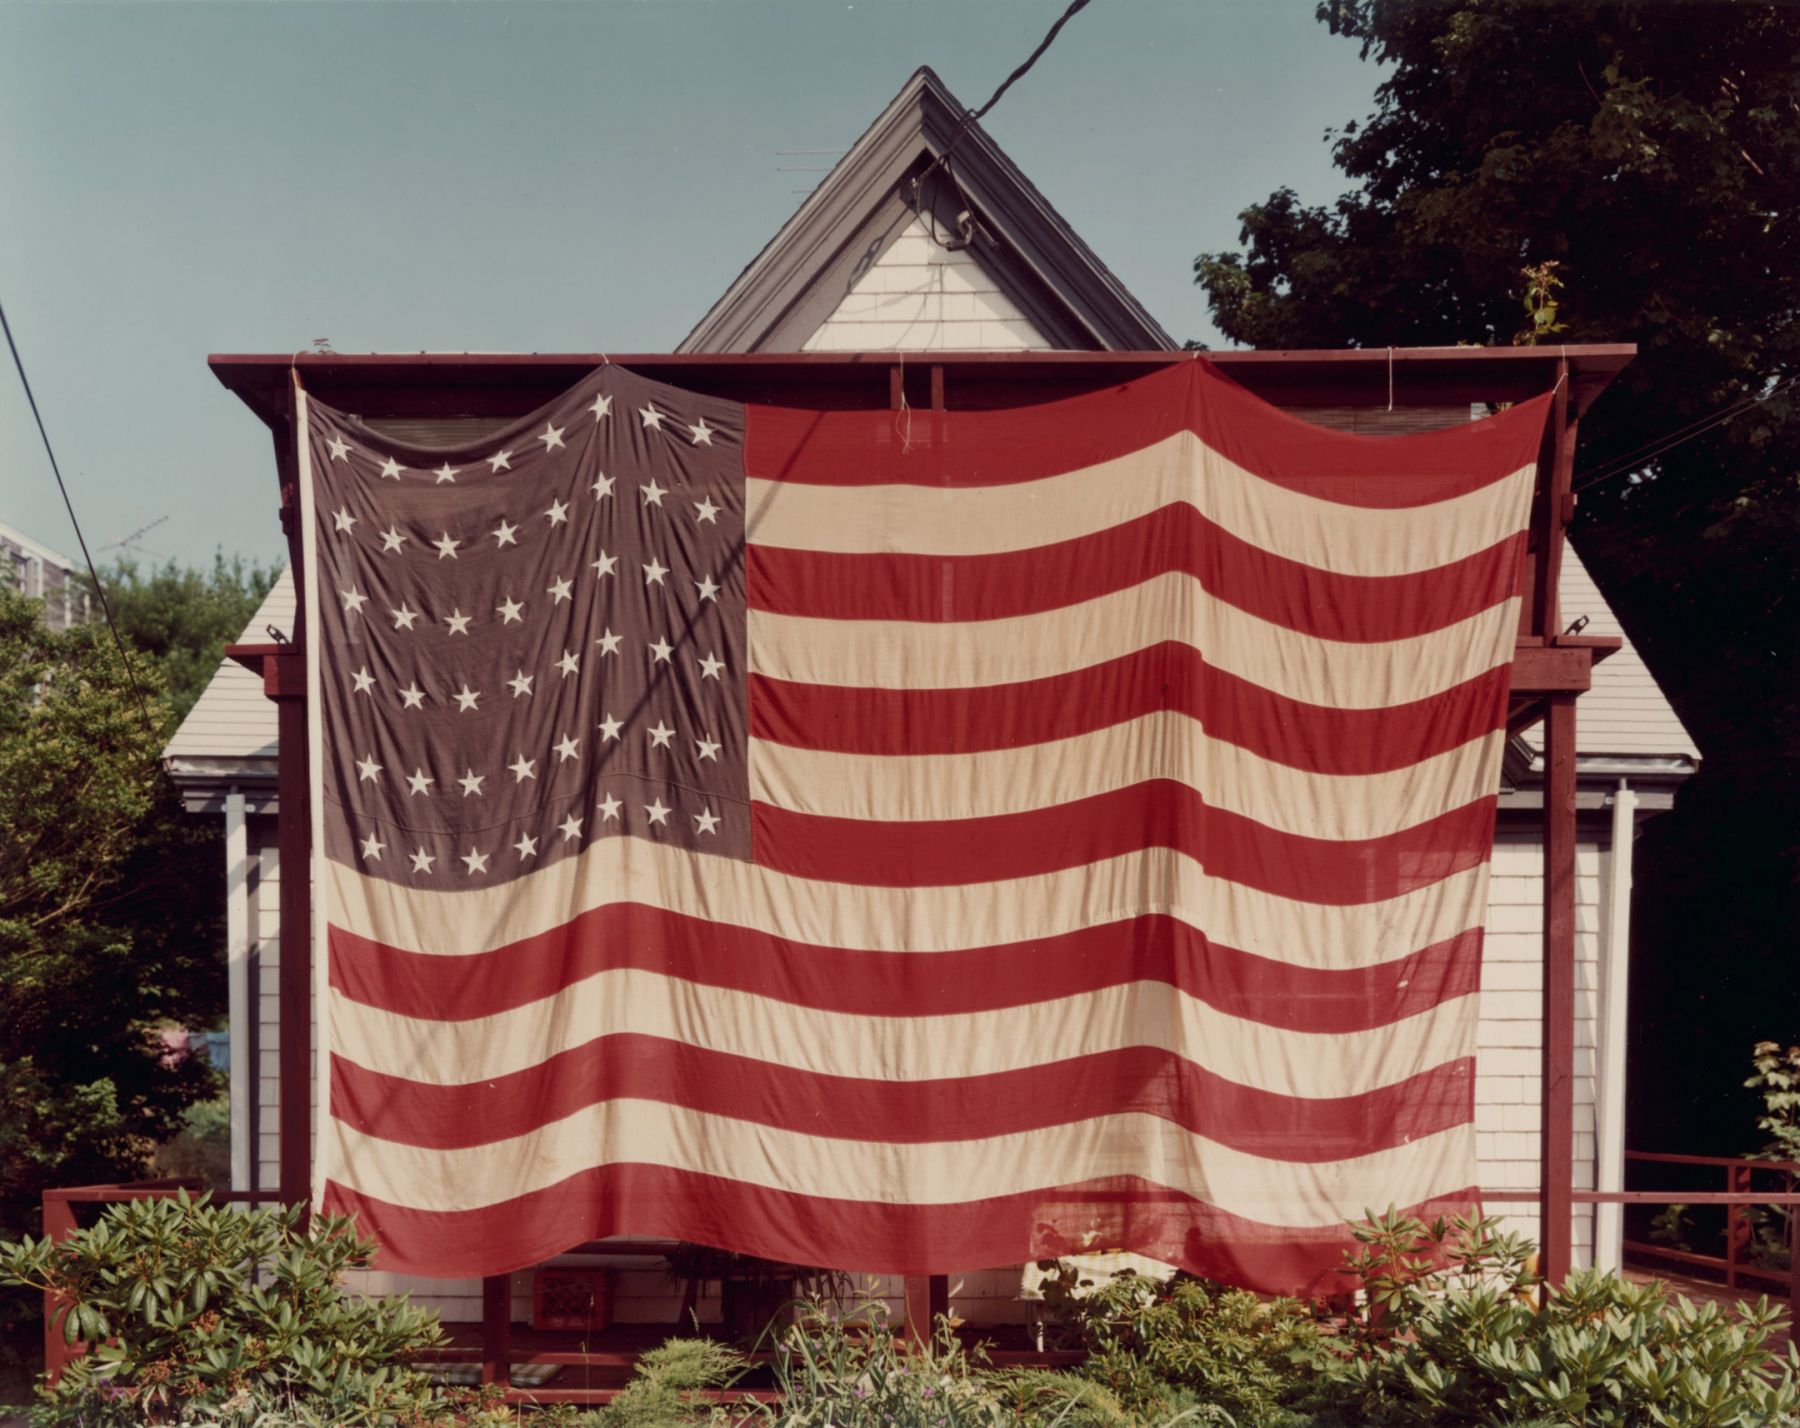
[306, 366, 751, 881]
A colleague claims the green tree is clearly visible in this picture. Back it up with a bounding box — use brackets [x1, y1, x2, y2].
[1194, 0, 1800, 1154]
[0, 573, 249, 1381]
[89, 555, 281, 723]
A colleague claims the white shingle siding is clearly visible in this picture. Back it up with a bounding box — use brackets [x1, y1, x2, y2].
[162, 569, 294, 765]
[803, 218, 1051, 353]
[1521, 547, 1699, 763]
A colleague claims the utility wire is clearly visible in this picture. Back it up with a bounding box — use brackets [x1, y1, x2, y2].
[911, 0, 1093, 198]
[0, 297, 159, 734]
[1573, 374, 1795, 495]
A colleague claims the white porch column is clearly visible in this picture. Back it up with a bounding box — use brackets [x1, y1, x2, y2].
[1594, 779, 1638, 1271]
[224, 790, 252, 1192]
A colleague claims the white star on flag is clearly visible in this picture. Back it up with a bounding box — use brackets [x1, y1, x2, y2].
[380, 526, 407, 554]
[379, 456, 404, 480]
[694, 497, 720, 524]
[340, 587, 368, 616]
[589, 392, 612, 421]
[592, 551, 618, 578]
[695, 574, 720, 602]
[434, 533, 461, 560]
[596, 629, 622, 656]
[698, 652, 724, 680]
[409, 848, 435, 875]
[406, 768, 433, 796]
[555, 733, 580, 762]
[509, 671, 534, 698]
[645, 798, 671, 826]
[454, 685, 481, 713]
[592, 472, 614, 500]
[514, 832, 539, 859]
[648, 721, 675, 750]
[694, 809, 721, 835]
[356, 754, 383, 782]
[487, 450, 513, 473]
[434, 463, 458, 484]
[352, 667, 375, 695]
[643, 558, 668, 586]
[461, 848, 490, 875]
[556, 649, 579, 677]
[547, 575, 572, 604]
[493, 520, 519, 547]
[459, 770, 486, 797]
[639, 405, 664, 430]
[540, 422, 566, 451]
[510, 755, 537, 782]
[560, 813, 583, 842]
[327, 434, 351, 461]
[399, 682, 425, 710]
[598, 712, 623, 741]
[390, 603, 419, 631]
[649, 637, 673, 664]
[361, 832, 386, 860]
[497, 596, 524, 624]
[446, 609, 472, 635]
[334, 508, 358, 533]
[599, 793, 623, 822]
[641, 480, 667, 508]
[695, 736, 720, 762]
[689, 418, 715, 446]
[545, 498, 569, 527]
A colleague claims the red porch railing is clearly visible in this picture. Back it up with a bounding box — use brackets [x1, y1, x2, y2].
[39, 1164, 1800, 1405]
[1619, 1151, 1800, 1297]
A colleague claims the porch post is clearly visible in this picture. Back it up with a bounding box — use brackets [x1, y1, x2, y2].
[273, 658, 312, 1213]
[481, 1274, 512, 1389]
[1539, 691, 1578, 1286]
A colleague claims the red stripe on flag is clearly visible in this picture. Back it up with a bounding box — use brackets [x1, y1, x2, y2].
[751, 787, 1499, 899]
[749, 650, 1511, 771]
[746, 360, 1550, 505]
[324, 1167, 1484, 1294]
[749, 516, 1524, 642]
[328, 913, 1482, 1032]
[332, 1039, 1475, 1159]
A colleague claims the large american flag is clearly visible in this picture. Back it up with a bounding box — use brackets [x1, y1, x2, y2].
[301, 359, 1548, 1294]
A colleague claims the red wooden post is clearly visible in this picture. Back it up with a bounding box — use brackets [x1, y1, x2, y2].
[272, 658, 312, 1215]
[481, 1274, 512, 1389]
[271, 376, 314, 1221]
[1725, 1162, 1752, 1291]
[40, 1191, 79, 1386]
[1539, 692, 1578, 1287]
[902, 1275, 949, 1346]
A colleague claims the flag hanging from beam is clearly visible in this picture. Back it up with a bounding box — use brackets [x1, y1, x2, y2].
[299, 359, 1549, 1294]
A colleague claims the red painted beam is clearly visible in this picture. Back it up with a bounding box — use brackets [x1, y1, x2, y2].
[1539, 692, 1579, 1286]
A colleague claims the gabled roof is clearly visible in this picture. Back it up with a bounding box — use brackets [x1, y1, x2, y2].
[161, 567, 293, 806]
[680, 66, 1174, 354]
[1516, 545, 1700, 774]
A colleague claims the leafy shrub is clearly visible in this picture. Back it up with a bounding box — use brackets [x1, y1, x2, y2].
[1037, 1261, 1330, 1425]
[1338, 1209, 1800, 1426]
[583, 1337, 747, 1428]
[758, 1297, 1022, 1428]
[0, 1191, 451, 1425]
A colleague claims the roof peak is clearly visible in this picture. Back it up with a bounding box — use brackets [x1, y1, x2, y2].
[679, 66, 1173, 354]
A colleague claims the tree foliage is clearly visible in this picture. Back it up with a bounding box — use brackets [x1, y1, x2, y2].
[0, 554, 274, 1377]
[89, 555, 281, 723]
[1194, 0, 1800, 1151]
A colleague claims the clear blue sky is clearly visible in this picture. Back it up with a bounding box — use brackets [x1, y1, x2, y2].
[0, 0, 1383, 572]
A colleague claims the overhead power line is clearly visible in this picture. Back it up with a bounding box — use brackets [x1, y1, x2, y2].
[912, 0, 1094, 197]
[0, 297, 159, 734]
[1573, 374, 1796, 495]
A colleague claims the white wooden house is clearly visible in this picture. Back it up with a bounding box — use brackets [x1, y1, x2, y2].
[164, 68, 1698, 1326]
